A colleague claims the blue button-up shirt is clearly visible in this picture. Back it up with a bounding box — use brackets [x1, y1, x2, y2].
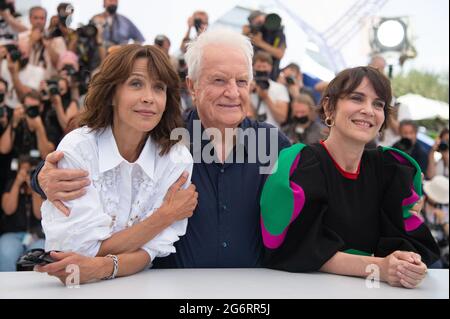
[153, 110, 291, 268]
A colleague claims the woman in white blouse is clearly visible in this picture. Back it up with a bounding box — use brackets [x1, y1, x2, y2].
[35, 44, 197, 284]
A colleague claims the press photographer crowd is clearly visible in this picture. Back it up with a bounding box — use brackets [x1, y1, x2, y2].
[0, 0, 448, 275]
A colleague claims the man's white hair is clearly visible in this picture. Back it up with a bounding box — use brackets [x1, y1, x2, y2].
[185, 28, 254, 82]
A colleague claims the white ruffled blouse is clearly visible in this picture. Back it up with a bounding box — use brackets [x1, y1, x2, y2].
[41, 126, 193, 262]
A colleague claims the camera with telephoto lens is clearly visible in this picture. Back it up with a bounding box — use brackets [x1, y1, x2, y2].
[46, 79, 60, 96]
[254, 70, 270, 90]
[249, 24, 262, 35]
[62, 64, 77, 76]
[25, 105, 40, 119]
[74, 23, 101, 96]
[76, 23, 97, 42]
[286, 76, 296, 86]
[0, 106, 5, 118]
[256, 113, 268, 122]
[4, 44, 22, 62]
[250, 13, 283, 38]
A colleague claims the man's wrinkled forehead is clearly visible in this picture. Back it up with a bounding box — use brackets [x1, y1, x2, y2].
[200, 45, 251, 77]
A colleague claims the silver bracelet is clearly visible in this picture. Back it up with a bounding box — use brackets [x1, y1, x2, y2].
[102, 254, 119, 280]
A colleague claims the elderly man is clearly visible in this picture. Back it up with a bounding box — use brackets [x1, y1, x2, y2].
[31, 29, 290, 269]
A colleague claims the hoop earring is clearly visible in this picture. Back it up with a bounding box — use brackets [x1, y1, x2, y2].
[325, 117, 335, 128]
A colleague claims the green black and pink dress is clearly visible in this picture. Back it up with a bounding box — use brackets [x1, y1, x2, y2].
[260, 142, 440, 272]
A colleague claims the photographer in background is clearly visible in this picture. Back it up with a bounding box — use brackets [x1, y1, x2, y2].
[277, 62, 328, 105]
[0, 90, 55, 160]
[281, 94, 324, 145]
[40, 77, 78, 143]
[249, 51, 289, 127]
[174, 56, 193, 111]
[91, 0, 144, 49]
[0, 0, 27, 45]
[243, 11, 286, 80]
[0, 43, 46, 106]
[73, 22, 105, 95]
[393, 120, 429, 173]
[47, 3, 77, 53]
[427, 128, 449, 179]
[57, 51, 82, 101]
[0, 154, 44, 272]
[369, 55, 387, 75]
[180, 10, 208, 53]
[17, 6, 67, 79]
[155, 34, 171, 56]
[0, 78, 13, 194]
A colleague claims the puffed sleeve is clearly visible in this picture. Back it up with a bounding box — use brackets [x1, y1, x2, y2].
[41, 131, 113, 257]
[260, 144, 345, 272]
[141, 143, 194, 261]
[376, 147, 440, 266]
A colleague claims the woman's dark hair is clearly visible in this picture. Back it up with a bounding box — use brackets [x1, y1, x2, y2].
[318, 66, 393, 131]
[78, 44, 183, 155]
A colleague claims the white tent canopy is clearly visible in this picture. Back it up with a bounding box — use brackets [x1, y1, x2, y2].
[397, 94, 449, 121]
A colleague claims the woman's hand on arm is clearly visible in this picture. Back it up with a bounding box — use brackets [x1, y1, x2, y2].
[96, 172, 198, 257]
[158, 171, 198, 222]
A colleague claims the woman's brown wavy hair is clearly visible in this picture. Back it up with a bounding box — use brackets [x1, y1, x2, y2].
[78, 44, 183, 155]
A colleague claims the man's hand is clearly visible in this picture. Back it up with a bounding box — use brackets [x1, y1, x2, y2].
[30, 28, 43, 44]
[25, 114, 44, 131]
[38, 151, 90, 216]
[160, 172, 198, 222]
